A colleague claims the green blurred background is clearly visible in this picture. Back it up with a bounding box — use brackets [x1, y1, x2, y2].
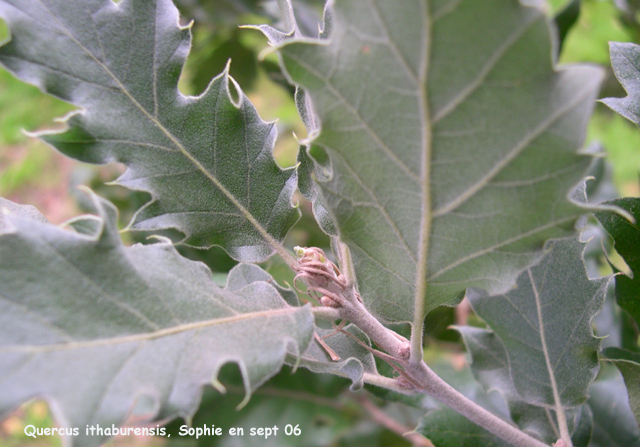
[0, 0, 639, 446]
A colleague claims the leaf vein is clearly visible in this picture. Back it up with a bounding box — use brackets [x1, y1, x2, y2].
[428, 215, 575, 280]
[1, 307, 302, 354]
[432, 81, 595, 217]
[431, 13, 538, 124]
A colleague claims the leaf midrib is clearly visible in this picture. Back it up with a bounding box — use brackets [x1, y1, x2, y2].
[32, 0, 295, 265]
[1, 306, 303, 354]
[410, 0, 432, 360]
[529, 268, 570, 441]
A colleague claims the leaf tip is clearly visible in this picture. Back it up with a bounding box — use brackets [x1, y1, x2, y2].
[257, 44, 278, 61]
[235, 393, 251, 411]
[211, 377, 227, 395]
[222, 63, 244, 109]
[180, 19, 194, 32]
[145, 234, 173, 245]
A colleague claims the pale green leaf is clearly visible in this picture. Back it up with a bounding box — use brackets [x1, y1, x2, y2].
[293, 324, 377, 390]
[274, 0, 602, 323]
[226, 262, 300, 307]
[222, 263, 377, 387]
[602, 42, 640, 126]
[467, 238, 609, 408]
[0, 197, 48, 231]
[295, 86, 338, 236]
[297, 144, 339, 236]
[0, 0, 299, 263]
[0, 193, 314, 447]
[457, 326, 592, 445]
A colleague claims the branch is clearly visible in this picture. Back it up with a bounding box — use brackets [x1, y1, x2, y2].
[405, 362, 550, 447]
[293, 246, 410, 359]
[292, 246, 549, 447]
[355, 310, 549, 447]
[354, 395, 434, 447]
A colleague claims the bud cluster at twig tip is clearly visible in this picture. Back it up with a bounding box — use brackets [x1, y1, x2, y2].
[293, 246, 347, 308]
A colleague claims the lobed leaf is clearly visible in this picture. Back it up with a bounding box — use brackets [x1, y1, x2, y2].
[0, 197, 48, 230]
[274, 0, 604, 323]
[602, 42, 640, 127]
[467, 238, 609, 408]
[0, 0, 300, 263]
[0, 193, 314, 447]
[457, 326, 592, 445]
[222, 263, 377, 387]
[595, 197, 640, 329]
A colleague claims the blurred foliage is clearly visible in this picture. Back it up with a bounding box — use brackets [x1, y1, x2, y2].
[0, 70, 73, 146]
[555, 0, 640, 196]
[163, 365, 417, 447]
[554, 0, 581, 52]
[0, 402, 61, 447]
[560, 0, 634, 64]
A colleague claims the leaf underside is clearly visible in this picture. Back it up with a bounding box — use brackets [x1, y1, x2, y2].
[457, 326, 592, 445]
[467, 238, 609, 409]
[0, 197, 49, 230]
[602, 42, 640, 127]
[0, 194, 314, 447]
[277, 0, 602, 323]
[0, 0, 299, 263]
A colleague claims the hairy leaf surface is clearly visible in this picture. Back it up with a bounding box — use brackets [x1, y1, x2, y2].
[274, 0, 602, 323]
[468, 238, 609, 408]
[0, 197, 48, 230]
[596, 198, 640, 328]
[457, 326, 592, 445]
[0, 0, 299, 262]
[0, 194, 314, 447]
[602, 42, 640, 126]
